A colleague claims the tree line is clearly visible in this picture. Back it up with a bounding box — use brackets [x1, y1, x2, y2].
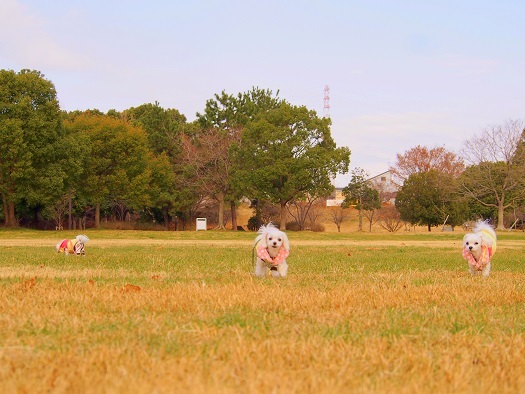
[341, 132, 525, 232]
[0, 69, 350, 230]
[2, 69, 523, 231]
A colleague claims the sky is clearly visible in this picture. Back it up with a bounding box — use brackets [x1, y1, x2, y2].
[1, 0, 525, 187]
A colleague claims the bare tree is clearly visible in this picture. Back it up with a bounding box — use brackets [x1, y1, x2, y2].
[459, 119, 525, 229]
[389, 145, 465, 187]
[378, 206, 403, 232]
[306, 200, 326, 229]
[363, 207, 381, 232]
[328, 206, 349, 232]
[287, 196, 324, 230]
[181, 128, 240, 229]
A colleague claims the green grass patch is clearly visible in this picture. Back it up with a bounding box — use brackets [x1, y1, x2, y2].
[1, 229, 525, 393]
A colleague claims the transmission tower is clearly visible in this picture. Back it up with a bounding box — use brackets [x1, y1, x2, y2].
[323, 85, 330, 118]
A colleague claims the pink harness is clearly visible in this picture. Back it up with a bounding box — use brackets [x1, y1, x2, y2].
[462, 245, 493, 271]
[257, 245, 289, 266]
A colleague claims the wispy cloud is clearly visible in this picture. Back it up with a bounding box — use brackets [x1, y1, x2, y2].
[0, 0, 90, 70]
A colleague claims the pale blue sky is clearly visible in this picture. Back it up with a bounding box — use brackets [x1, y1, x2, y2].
[1, 0, 524, 186]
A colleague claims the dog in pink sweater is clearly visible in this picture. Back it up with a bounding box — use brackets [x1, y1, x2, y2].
[254, 223, 290, 278]
[462, 221, 497, 276]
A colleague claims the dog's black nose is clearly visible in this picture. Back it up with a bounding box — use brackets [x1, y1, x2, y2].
[469, 246, 473, 250]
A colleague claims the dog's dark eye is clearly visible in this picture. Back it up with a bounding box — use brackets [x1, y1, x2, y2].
[268, 237, 273, 241]
[475, 242, 479, 245]
[465, 242, 469, 245]
[278, 238, 281, 242]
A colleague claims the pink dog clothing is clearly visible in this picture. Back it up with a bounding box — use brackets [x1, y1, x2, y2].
[58, 239, 75, 254]
[257, 245, 289, 266]
[462, 245, 493, 271]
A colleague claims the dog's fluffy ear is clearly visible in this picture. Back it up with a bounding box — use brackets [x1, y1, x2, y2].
[255, 225, 268, 248]
[462, 234, 470, 245]
[258, 233, 268, 249]
[281, 231, 290, 251]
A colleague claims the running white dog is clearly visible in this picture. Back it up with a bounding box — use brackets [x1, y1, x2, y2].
[462, 221, 497, 276]
[254, 223, 290, 278]
[56, 234, 89, 255]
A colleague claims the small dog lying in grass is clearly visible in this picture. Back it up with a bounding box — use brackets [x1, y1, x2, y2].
[56, 234, 89, 256]
[254, 223, 290, 278]
[462, 221, 497, 276]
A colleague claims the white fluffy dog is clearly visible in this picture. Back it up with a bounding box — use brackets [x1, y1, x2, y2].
[254, 223, 290, 278]
[56, 234, 89, 255]
[462, 221, 497, 276]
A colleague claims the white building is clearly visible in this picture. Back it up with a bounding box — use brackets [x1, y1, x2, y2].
[326, 170, 398, 206]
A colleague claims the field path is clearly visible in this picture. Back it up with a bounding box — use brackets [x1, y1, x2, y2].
[1, 237, 523, 249]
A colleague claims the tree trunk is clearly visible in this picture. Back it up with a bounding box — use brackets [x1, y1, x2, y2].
[497, 202, 505, 230]
[95, 202, 100, 228]
[280, 202, 287, 230]
[7, 201, 17, 227]
[427, 223, 431, 232]
[358, 209, 363, 231]
[2, 197, 7, 226]
[230, 200, 237, 231]
[68, 189, 72, 230]
[216, 192, 225, 229]
[163, 207, 169, 230]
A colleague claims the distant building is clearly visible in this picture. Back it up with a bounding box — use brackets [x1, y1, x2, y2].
[326, 188, 344, 206]
[326, 170, 398, 207]
[366, 171, 398, 205]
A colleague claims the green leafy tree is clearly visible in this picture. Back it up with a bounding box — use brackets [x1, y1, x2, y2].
[121, 103, 191, 228]
[64, 113, 152, 227]
[146, 152, 177, 228]
[42, 114, 90, 229]
[342, 168, 381, 231]
[233, 102, 350, 229]
[0, 69, 64, 227]
[396, 170, 465, 231]
[196, 87, 282, 131]
[122, 102, 187, 158]
[193, 87, 282, 229]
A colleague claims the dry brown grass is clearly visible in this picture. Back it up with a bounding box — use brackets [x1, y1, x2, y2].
[1, 232, 524, 393]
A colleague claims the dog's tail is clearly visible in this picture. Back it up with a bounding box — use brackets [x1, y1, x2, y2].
[474, 220, 497, 254]
[76, 234, 90, 243]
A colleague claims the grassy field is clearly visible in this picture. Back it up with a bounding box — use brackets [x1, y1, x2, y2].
[1, 228, 524, 393]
